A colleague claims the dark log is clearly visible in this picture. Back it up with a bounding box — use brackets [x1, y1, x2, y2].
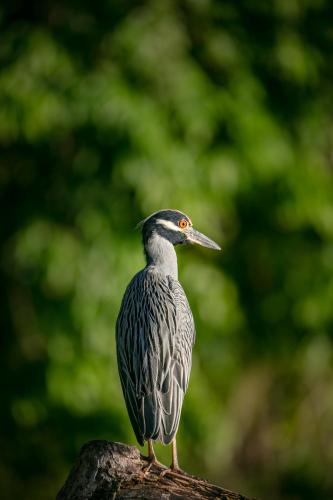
[56, 440, 253, 500]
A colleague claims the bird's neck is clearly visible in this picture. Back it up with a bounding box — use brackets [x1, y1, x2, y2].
[144, 232, 178, 280]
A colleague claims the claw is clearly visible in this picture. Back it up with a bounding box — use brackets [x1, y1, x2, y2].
[141, 440, 166, 476]
[160, 465, 185, 478]
[142, 460, 154, 475]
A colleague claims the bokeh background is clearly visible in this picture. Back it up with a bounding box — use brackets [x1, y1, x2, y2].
[1, 1, 333, 499]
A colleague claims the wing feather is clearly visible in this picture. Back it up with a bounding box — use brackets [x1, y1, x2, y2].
[116, 268, 195, 445]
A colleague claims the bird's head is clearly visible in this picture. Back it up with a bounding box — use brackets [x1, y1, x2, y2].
[139, 209, 221, 250]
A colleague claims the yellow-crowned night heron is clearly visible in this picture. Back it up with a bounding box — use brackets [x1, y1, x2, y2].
[116, 209, 220, 471]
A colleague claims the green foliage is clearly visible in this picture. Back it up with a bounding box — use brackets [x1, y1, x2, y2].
[1, 1, 333, 499]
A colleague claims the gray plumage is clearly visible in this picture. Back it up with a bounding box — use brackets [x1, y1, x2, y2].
[116, 209, 220, 447]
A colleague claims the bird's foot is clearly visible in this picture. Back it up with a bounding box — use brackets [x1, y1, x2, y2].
[160, 465, 185, 478]
[141, 455, 166, 476]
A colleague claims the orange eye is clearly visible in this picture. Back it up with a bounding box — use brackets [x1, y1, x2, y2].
[178, 219, 188, 229]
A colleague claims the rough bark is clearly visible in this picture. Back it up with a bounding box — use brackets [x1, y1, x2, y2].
[56, 440, 253, 500]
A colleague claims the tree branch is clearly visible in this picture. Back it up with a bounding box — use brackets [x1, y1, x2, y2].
[56, 440, 253, 499]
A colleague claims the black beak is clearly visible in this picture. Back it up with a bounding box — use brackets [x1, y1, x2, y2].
[186, 227, 221, 250]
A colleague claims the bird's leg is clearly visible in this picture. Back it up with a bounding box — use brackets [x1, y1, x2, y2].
[160, 437, 184, 477]
[171, 437, 179, 471]
[142, 439, 164, 474]
[148, 439, 157, 463]
[141, 440, 155, 474]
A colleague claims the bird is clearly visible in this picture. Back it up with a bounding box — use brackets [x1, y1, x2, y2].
[116, 209, 220, 472]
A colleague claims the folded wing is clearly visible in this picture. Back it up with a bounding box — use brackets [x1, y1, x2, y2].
[116, 268, 195, 445]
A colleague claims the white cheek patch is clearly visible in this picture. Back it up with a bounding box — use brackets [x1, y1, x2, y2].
[156, 219, 183, 232]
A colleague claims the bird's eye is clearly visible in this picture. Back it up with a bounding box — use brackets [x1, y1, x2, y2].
[178, 219, 188, 229]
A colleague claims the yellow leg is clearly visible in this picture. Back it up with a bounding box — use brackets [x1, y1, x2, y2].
[171, 437, 179, 470]
[160, 436, 183, 477]
[142, 439, 165, 474]
[148, 439, 157, 462]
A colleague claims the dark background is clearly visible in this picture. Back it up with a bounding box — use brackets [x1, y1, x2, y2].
[1, 1, 333, 499]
